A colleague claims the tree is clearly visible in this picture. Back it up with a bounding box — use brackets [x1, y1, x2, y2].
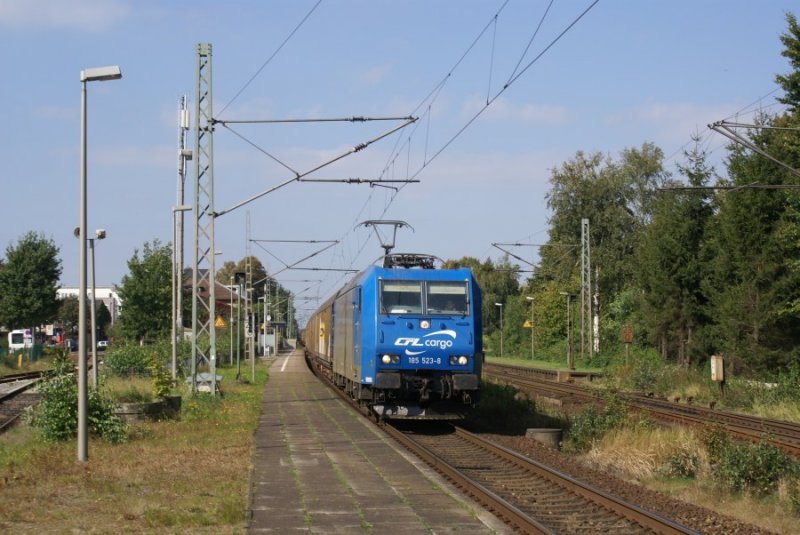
[635, 139, 713, 366]
[116, 240, 172, 342]
[0, 231, 62, 331]
[96, 301, 111, 338]
[57, 295, 79, 337]
[540, 144, 669, 300]
[701, 120, 800, 371]
[443, 256, 519, 334]
[776, 12, 800, 113]
[217, 256, 267, 289]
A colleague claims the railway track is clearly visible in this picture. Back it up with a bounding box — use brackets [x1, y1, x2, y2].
[387, 421, 697, 534]
[305, 354, 699, 533]
[485, 362, 800, 456]
[0, 371, 43, 433]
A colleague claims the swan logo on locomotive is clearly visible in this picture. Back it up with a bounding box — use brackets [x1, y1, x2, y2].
[393, 329, 457, 356]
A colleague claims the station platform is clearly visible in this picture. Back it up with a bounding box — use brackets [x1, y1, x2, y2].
[247, 347, 507, 534]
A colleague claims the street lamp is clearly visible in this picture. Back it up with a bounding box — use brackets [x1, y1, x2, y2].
[171, 204, 192, 381]
[89, 229, 106, 389]
[234, 272, 245, 380]
[525, 296, 535, 360]
[559, 292, 575, 370]
[78, 65, 121, 462]
[229, 276, 234, 365]
[494, 302, 503, 358]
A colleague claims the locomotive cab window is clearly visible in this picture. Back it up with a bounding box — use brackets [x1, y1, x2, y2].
[381, 281, 422, 314]
[426, 281, 468, 315]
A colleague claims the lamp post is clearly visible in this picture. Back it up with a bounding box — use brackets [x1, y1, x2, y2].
[89, 229, 106, 389]
[79, 65, 121, 462]
[171, 205, 191, 381]
[525, 296, 534, 360]
[234, 273, 243, 380]
[559, 292, 575, 370]
[494, 302, 503, 358]
[229, 276, 234, 365]
[262, 284, 268, 357]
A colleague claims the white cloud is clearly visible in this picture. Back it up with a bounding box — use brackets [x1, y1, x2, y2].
[0, 0, 129, 31]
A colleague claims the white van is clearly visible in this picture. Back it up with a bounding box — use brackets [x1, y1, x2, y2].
[8, 329, 32, 351]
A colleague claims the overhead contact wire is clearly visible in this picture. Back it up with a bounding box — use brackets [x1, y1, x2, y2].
[219, 0, 323, 116]
[411, 0, 601, 180]
[506, 0, 554, 85]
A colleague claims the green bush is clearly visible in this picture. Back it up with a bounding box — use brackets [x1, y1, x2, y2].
[564, 392, 628, 452]
[28, 354, 126, 443]
[104, 342, 152, 377]
[715, 441, 790, 495]
[764, 360, 800, 404]
[149, 359, 173, 399]
[700, 425, 731, 459]
[702, 424, 794, 496]
[657, 451, 700, 479]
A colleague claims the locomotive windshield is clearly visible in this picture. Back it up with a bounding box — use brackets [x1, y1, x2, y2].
[426, 281, 468, 315]
[381, 281, 422, 314]
[380, 280, 468, 315]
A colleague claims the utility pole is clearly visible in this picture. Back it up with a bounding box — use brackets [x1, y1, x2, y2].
[559, 292, 575, 370]
[172, 96, 191, 381]
[245, 212, 255, 367]
[190, 42, 217, 394]
[580, 218, 592, 362]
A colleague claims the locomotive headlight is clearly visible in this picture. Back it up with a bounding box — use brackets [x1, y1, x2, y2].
[381, 354, 400, 365]
[420, 320, 430, 329]
[449, 355, 469, 366]
[458, 355, 469, 366]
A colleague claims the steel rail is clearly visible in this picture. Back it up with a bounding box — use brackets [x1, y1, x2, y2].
[306, 352, 695, 533]
[451, 426, 697, 535]
[486, 362, 800, 457]
[383, 422, 555, 534]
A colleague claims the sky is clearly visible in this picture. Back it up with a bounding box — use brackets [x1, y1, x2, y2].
[1, 0, 796, 323]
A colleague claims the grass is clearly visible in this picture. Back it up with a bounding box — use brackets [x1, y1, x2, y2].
[101, 375, 155, 403]
[0, 352, 56, 377]
[751, 400, 800, 423]
[0, 363, 267, 534]
[585, 425, 799, 534]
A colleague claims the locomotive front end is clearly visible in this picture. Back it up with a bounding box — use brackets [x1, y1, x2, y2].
[371, 272, 482, 418]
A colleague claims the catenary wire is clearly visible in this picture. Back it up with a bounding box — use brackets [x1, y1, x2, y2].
[218, 0, 323, 117]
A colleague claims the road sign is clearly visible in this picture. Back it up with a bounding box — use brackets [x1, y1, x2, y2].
[523, 320, 532, 328]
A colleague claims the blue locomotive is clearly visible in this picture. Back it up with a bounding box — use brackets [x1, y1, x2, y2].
[303, 254, 482, 419]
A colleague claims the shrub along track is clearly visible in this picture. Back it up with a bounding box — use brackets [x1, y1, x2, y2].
[485, 362, 800, 456]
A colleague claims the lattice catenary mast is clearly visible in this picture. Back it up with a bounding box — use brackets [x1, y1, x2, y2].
[190, 42, 218, 394]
